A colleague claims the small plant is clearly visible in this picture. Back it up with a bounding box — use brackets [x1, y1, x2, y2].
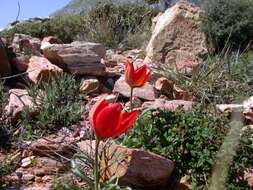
[123, 108, 229, 188]
[22, 73, 83, 135]
[201, 0, 253, 51]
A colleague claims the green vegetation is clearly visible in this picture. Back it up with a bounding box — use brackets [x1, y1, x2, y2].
[123, 108, 229, 188]
[157, 51, 253, 104]
[227, 126, 253, 189]
[123, 108, 253, 189]
[1, 2, 157, 49]
[21, 73, 84, 137]
[201, 0, 253, 51]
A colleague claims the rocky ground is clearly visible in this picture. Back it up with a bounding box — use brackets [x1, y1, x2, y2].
[0, 1, 253, 190]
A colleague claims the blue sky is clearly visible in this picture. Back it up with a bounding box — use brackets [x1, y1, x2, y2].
[0, 0, 71, 29]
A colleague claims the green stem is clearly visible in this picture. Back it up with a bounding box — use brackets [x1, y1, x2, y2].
[130, 87, 133, 111]
[94, 138, 100, 190]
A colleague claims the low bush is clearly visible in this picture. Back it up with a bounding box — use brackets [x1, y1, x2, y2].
[201, 0, 253, 51]
[123, 108, 252, 189]
[22, 73, 83, 136]
[80, 2, 157, 48]
[123, 108, 229, 188]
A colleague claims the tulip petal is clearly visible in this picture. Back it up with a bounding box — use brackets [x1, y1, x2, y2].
[89, 94, 109, 127]
[112, 111, 139, 137]
[94, 103, 122, 138]
[125, 60, 135, 87]
[133, 65, 151, 87]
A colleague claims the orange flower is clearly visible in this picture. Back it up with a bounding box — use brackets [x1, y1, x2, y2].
[125, 60, 151, 88]
[89, 94, 139, 139]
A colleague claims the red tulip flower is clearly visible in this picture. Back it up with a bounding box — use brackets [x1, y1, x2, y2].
[124, 60, 151, 111]
[89, 94, 139, 139]
[125, 60, 151, 88]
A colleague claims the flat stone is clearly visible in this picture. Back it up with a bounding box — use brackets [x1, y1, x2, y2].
[113, 76, 157, 101]
[142, 99, 195, 111]
[43, 41, 106, 76]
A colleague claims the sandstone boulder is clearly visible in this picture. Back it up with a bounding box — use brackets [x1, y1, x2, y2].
[43, 42, 106, 75]
[27, 56, 63, 84]
[5, 89, 34, 121]
[145, 1, 207, 74]
[100, 143, 175, 189]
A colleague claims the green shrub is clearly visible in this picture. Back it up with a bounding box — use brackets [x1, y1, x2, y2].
[80, 2, 157, 48]
[22, 73, 83, 135]
[123, 108, 229, 188]
[228, 126, 253, 189]
[1, 15, 84, 43]
[201, 0, 253, 51]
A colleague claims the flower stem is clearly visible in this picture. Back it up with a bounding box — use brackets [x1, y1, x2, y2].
[94, 138, 100, 190]
[130, 87, 133, 111]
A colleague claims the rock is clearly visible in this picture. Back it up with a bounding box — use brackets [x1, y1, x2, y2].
[113, 76, 156, 101]
[244, 168, 253, 188]
[174, 176, 191, 190]
[216, 104, 243, 113]
[23, 174, 35, 181]
[12, 33, 41, 55]
[30, 133, 76, 157]
[5, 89, 34, 121]
[41, 36, 63, 50]
[27, 56, 63, 84]
[100, 143, 175, 189]
[21, 156, 35, 168]
[43, 42, 106, 75]
[155, 77, 174, 98]
[173, 85, 195, 101]
[34, 157, 68, 176]
[243, 97, 253, 124]
[0, 38, 11, 77]
[142, 99, 194, 111]
[11, 54, 29, 72]
[145, 1, 207, 74]
[80, 78, 100, 94]
[176, 57, 200, 74]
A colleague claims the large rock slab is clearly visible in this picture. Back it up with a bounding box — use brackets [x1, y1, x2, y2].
[0, 38, 11, 77]
[27, 56, 63, 84]
[100, 143, 175, 189]
[43, 41, 106, 76]
[113, 76, 156, 101]
[145, 1, 207, 73]
[77, 141, 175, 189]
